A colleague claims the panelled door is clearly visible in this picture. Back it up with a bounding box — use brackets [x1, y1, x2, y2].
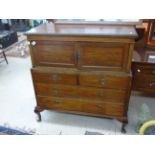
[30, 40, 130, 71]
[77, 42, 130, 71]
[30, 40, 77, 68]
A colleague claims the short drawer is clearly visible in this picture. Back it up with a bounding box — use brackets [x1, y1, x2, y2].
[134, 65, 155, 75]
[37, 96, 82, 112]
[82, 101, 125, 117]
[79, 73, 131, 90]
[31, 69, 77, 85]
[35, 83, 127, 102]
[37, 96, 125, 117]
[134, 74, 155, 91]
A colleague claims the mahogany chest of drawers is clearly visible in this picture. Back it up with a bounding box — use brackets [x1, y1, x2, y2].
[26, 23, 137, 132]
[132, 51, 155, 93]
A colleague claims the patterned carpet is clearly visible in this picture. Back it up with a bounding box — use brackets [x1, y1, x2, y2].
[5, 32, 30, 58]
[0, 125, 33, 135]
[85, 131, 104, 135]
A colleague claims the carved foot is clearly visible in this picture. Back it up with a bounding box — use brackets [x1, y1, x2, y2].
[34, 106, 44, 122]
[117, 117, 128, 134]
[121, 123, 127, 133]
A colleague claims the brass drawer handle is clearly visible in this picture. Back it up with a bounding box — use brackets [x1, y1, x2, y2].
[97, 104, 104, 110]
[52, 101, 61, 105]
[52, 87, 59, 93]
[99, 91, 104, 97]
[99, 79, 106, 85]
[75, 52, 81, 62]
[51, 74, 59, 80]
[149, 83, 155, 87]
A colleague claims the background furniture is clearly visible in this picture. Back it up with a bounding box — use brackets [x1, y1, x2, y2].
[26, 23, 137, 133]
[132, 20, 155, 94]
[0, 50, 8, 64]
[146, 19, 155, 49]
[0, 30, 18, 48]
[132, 49, 155, 93]
[0, 30, 18, 64]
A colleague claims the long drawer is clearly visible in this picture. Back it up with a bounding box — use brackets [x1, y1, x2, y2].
[32, 68, 131, 90]
[79, 73, 131, 89]
[35, 83, 127, 102]
[37, 96, 125, 117]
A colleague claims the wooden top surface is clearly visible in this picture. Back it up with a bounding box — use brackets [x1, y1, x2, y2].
[26, 23, 137, 38]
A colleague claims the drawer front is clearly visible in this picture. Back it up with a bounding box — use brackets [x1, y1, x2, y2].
[37, 96, 125, 117]
[79, 42, 130, 71]
[134, 64, 155, 75]
[82, 102, 125, 117]
[134, 74, 155, 91]
[37, 96, 82, 112]
[79, 73, 131, 90]
[32, 69, 77, 85]
[30, 41, 77, 67]
[35, 83, 127, 102]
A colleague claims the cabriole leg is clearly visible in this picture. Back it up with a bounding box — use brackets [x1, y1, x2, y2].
[34, 106, 44, 122]
[121, 123, 127, 133]
[117, 117, 128, 134]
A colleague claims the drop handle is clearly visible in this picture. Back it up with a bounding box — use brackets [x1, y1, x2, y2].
[52, 101, 61, 105]
[76, 52, 81, 62]
[52, 87, 59, 93]
[99, 79, 106, 85]
[51, 74, 59, 80]
[99, 91, 104, 97]
[97, 104, 104, 110]
[31, 41, 36, 46]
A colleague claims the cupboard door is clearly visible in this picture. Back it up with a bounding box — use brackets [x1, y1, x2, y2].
[31, 41, 77, 68]
[79, 42, 129, 71]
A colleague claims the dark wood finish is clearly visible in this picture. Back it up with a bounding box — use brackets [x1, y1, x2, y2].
[147, 19, 155, 48]
[26, 23, 136, 131]
[34, 106, 44, 121]
[132, 50, 155, 93]
[132, 20, 155, 94]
